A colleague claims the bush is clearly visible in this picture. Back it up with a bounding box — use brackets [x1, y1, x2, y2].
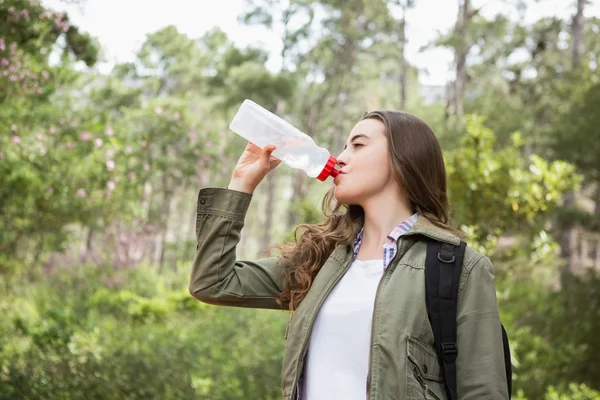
[0, 263, 287, 400]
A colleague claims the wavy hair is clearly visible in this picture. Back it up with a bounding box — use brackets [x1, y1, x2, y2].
[273, 111, 461, 311]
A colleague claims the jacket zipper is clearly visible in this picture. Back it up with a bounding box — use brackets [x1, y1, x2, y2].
[365, 249, 402, 399]
[292, 256, 354, 399]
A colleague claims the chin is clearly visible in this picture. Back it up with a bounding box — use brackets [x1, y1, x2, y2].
[333, 186, 360, 205]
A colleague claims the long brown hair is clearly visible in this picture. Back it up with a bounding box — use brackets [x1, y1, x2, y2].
[273, 110, 459, 311]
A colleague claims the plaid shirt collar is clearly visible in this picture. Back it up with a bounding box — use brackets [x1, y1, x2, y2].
[352, 213, 419, 268]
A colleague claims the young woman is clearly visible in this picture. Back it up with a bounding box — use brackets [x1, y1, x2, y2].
[190, 110, 509, 400]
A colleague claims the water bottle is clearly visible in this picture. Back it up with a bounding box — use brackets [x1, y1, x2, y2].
[229, 99, 340, 182]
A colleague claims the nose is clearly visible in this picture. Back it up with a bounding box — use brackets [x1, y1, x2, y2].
[336, 149, 348, 168]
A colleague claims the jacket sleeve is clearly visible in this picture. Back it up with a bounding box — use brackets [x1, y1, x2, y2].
[456, 255, 509, 399]
[189, 187, 288, 310]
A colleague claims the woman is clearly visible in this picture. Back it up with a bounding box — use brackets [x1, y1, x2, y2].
[190, 110, 509, 400]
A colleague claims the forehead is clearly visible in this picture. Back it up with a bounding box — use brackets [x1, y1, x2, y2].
[347, 118, 386, 140]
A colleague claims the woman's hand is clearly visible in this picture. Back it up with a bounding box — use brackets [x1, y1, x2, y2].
[228, 142, 281, 194]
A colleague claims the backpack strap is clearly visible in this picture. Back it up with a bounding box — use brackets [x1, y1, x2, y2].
[501, 324, 513, 398]
[425, 240, 467, 400]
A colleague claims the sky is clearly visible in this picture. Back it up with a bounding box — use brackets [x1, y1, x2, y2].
[42, 0, 600, 86]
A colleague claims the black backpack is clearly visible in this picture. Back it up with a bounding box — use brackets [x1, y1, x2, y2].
[424, 240, 512, 399]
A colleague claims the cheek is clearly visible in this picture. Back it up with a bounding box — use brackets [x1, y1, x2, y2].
[361, 152, 392, 182]
[334, 151, 392, 202]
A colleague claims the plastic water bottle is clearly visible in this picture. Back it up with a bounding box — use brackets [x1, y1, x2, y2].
[229, 99, 340, 182]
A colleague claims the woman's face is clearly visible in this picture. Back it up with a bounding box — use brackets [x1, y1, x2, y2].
[333, 118, 394, 205]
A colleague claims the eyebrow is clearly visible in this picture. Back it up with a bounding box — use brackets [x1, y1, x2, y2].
[343, 134, 369, 150]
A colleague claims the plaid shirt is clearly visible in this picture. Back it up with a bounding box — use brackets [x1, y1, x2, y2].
[352, 213, 419, 268]
[296, 213, 419, 399]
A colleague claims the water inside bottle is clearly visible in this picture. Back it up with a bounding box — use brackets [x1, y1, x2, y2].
[229, 99, 333, 178]
[253, 134, 330, 178]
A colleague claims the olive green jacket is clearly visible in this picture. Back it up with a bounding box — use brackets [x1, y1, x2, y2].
[189, 187, 509, 400]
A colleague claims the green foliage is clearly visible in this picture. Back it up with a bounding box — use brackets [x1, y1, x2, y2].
[446, 116, 581, 253]
[0, 0, 101, 260]
[513, 383, 600, 400]
[497, 266, 600, 399]
[0, 19, 294, 266]
[2, 0, 600, 398]
[0, 264, 287, 400]
[552, 82, 600, 182]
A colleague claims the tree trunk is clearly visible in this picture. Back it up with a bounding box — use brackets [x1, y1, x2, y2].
[80, 227, 94, 264]
[287, 170, 309, 230]
[284, 4, 360, 231]
[260, 170, 277, 255]
[155, 167, 173, 268]
[561, 0, 586, 277]
[594, 183, 600, 216]
[331, 99, 351, 155]
[560, 191, 576, 274]
[159, 193, 178, 269]
[571, 0, 585, 71]
[444, 81, 454, 121]
[399, 13, 407, 110]
[455, 53, 466, 116]
[286, 101, 320, 230]
[453, 0, 471, 117]
[258, 102, 286, 254]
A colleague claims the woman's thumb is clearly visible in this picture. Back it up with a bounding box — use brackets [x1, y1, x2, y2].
[262, 145, 276, 164]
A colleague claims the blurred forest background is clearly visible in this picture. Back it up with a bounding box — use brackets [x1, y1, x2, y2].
[2, 0, 600, 398]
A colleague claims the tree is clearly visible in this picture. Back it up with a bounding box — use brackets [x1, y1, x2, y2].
[387, 0, 416, 110]
[552, 82, 600, 220]
[242, 0, 399, 230]
[0, 0, 99, 270]
[446, 115, 580, 254]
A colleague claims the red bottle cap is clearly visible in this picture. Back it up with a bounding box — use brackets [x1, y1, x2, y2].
[317, 155, 340, 181]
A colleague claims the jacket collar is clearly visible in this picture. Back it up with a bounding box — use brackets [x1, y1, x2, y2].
[350, 214, 461, 248]
[403, 215, 461, 246]
[334, 215, 461, 264]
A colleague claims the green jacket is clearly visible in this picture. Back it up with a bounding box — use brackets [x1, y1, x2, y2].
[190, 187, 509, 400]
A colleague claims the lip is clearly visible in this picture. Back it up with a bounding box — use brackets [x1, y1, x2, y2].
[333, 172, 345, 184]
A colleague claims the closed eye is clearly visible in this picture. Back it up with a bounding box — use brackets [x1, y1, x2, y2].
[353, 143, 363, 149]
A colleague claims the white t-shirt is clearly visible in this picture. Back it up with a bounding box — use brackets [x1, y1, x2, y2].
[302, 258, 384, 400]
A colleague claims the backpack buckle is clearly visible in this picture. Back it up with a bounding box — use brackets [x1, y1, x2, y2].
[442, 342, 458, 362]
[437, 245, 456, 263]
